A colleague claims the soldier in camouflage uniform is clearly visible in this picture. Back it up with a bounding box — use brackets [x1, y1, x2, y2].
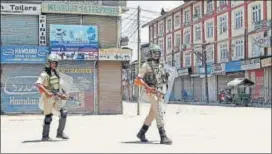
[135, 44, 172, 145]
[35, 54, 69, 141]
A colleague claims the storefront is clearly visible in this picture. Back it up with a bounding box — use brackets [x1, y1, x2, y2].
[1, 46, 49, 113]
[199, 65, 217, 102]
[225, 60, 245, 89]
[1, 3, 41, 46]
[98, 48, 131, 114]
[242, 58, 264, 99]
[191, 67, 202, 101]
[177, 68, 192, 101]
[261, 57, 272, 102]
[213, 63, 231, 100]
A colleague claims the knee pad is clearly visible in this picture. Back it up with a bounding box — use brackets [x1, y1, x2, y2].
[44, 114, 53, 125]
[60, 110, 68, 118]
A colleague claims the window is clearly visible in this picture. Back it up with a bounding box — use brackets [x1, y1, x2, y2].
[252, 39, 261, 57]
[195, 26, 201, 41]
[159, 23, 164, 35]
[207, 0, 213, 13]
[220, 43, 228, 61]
[175, 33, 181, 47]
[235, 11, 243, 29]
[175, 53, 181, 69]
[235, 40, 244, 59]
[185, 10, 190, 23]
[184, 30, 190, 44]
[167, 19, 172, 32]
[174, 15, 180, 27]
[185, 54, 191, 67]
[167, 36, 172, 50]
[219, 0, 227, 6]
[154, 24, 157, 37]
[206, 47, 214, 63]
[252, 5, 261, 23]
[194, 5, 200, 18]
[219, 16, 227, 34]
[206, 22, 213, 38]
[158, 39, 164, 55]
[195, 53, 202, 66]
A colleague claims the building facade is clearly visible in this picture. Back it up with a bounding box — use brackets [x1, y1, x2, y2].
[1, 0, 129, 114]
[144, 0, 271, 102]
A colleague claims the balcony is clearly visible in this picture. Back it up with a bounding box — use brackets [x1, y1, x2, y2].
[184, 21, 191, 27]
[250, 20, 266, 32]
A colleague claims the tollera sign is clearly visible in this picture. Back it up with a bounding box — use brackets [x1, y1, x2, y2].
[1, 3, 41, 15]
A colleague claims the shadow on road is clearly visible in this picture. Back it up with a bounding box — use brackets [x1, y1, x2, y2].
[22, 139, 66, 143]
[121, 140, 160, 145]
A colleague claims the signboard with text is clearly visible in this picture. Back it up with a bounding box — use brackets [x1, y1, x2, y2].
[241, 58, 261, 70]
[1, 3, 41, 15]
[1, 46, 49, 64]
[99, 48, 131, 61]
[42, 2, 121, 16]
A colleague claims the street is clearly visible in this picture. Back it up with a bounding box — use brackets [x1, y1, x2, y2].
[1, 102, 271, 153]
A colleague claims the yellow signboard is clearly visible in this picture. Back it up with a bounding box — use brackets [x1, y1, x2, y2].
[42, 2, 121, 16]
[99, 48, 131, 61]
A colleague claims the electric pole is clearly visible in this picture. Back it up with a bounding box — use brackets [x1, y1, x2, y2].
[137, 6, 141, 115]
[203, 43, 209, 104]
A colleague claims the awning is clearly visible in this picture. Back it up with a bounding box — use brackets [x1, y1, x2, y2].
[227, 78, 255, 87]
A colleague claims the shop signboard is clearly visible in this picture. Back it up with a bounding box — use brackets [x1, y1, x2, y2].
[99, 48, 131, 61]
[261, 57, 272, 67]
[42, 2, 121, 16]
[50, 24, 99, 60]
[1, 3, 41, 15]
[199, 65, 213, 78]
[212, 63, 226, 75]
[1, 46, 49, 64]
[177, 68, 189, 76]
[241, 58, 261, 70]
[225, 61, 242, 72]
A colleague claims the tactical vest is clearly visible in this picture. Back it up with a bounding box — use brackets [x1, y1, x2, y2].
[44, 71, 60, 92]
[143, 61, 167, 88]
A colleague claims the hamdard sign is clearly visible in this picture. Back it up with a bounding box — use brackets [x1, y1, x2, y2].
[1, 3, 41, 15]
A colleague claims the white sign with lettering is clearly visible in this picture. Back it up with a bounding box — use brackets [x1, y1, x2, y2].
[1, 3, 41, 15]
[39, 15, 46, 46]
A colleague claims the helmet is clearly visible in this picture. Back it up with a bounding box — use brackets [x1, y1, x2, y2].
[45, 53, 61, 68]
[147, 43, 161, 60]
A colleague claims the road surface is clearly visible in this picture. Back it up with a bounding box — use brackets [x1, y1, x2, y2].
[1, 102, 271, 153]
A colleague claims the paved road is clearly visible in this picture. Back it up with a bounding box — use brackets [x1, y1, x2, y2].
[1, 102, 271, 153]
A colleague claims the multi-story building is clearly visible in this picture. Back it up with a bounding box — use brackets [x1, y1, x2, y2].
[143, 0, 271, 102]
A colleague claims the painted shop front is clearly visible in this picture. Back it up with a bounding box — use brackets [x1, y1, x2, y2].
[261, 57, 272, 102]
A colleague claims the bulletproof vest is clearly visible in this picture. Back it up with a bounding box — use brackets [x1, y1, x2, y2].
[48, 72, 60, 92]
[143, 61, 167, 88]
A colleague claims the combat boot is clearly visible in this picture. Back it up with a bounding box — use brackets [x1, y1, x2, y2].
[137, 124, 149, 142]
[158, 127, 172, 145]
[56, 110, 69, 139]
[42, 114, 53, 141]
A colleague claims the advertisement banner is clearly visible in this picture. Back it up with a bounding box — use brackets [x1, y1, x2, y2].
[99, 48, 131, 61]
[42, 2, 121, 16]
[50, 24, 98, 48]
[212, 63, 226, 75]
[1, 65, 43, 113]
[1, 46, 49, 64]
[58, 61, 96, 113]
[1, 3, 41, 15]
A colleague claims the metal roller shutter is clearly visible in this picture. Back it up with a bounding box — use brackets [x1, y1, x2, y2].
[45, 14, 81, 46]
[98, 61, 122, 114]
[83, 15, 118, 48]
[1, 15, 39, 45]
[192, 77, 202, 101]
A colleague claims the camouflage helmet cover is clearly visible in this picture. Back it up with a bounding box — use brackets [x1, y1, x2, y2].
[146, 43, 161, 60]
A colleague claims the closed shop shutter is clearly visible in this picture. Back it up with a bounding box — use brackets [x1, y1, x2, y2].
[58, 61, 96, 114]
[183, 76, 192, 101]
[173, 77, 182, 101]
[1, 64, 44, 113]
[192, 77, 202, 101]
[45, 14, 81, 46]
[1, 15, 39, 45]
[83, 15, 118, 48]
[98, 61, 122, 114]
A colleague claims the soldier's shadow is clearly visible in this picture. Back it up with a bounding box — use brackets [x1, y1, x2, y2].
[22, 139, 66, 143]
[121, 140, 160, 145]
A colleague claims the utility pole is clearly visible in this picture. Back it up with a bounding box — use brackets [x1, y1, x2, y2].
[203, 43, 209, 104]
[137, 6, 141, 115]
